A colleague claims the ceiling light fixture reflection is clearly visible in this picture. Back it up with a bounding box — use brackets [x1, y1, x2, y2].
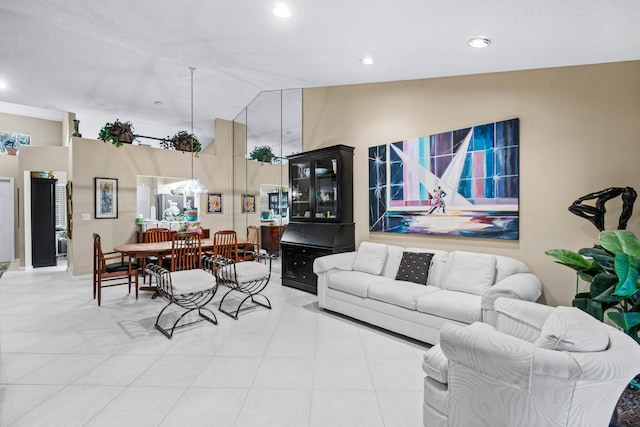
[467, 38, 491, 48]
[273, 3, 291, 18]
[360, 57, 374, 65]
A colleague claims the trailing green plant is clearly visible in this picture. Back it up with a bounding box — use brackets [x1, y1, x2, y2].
[161, 131, 201, 157]
[249, 145, 275, 163]
[98, 119, 136, 147]
[546, 230, 640, 343]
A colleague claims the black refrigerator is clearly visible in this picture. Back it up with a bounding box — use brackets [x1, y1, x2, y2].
[31, 177, 57, 268]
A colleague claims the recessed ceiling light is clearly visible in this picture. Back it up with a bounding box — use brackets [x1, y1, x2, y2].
[0, 81, 7, 89]
[360, 57, 374, 65]
[468, 38, 491, 48]
[273, 2, 291, 18]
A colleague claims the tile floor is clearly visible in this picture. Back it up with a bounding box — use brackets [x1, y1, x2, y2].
[0, 260, 429, 426]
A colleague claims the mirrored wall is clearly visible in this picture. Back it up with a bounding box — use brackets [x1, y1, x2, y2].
[232, 88, 302, 254]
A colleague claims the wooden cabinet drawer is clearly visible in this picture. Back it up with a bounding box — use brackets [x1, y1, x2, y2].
[292, 255, 313, 272]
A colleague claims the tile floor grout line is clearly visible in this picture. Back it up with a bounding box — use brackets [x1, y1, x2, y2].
[233, 282, 289, 427]
[359, 326, 390, 427]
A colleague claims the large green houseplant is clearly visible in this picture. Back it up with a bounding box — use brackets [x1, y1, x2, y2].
[546, 230, 640, 343]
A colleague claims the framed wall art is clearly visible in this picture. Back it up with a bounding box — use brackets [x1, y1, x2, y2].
[95, 177, 118, 219]
[1, 131, 30, 154]
[369, 118, 520, 240]
[207, 192, 222, 213]
[242, 194, 256, 213]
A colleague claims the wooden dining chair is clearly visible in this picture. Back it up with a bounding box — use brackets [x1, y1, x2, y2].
[237, 226, 260, 261]
[142, 227, 172, 284]
[93, 233, 139, 306]
[211, 230, 238, 262]
[145, 232, 217, 339]
[169, 231, 203, 271]
[144, 227, 172, 243]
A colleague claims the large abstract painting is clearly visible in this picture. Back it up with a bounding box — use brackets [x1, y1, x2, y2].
[369, 118, 519, 240]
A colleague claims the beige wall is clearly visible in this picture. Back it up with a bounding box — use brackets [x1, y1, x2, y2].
[303, 60, 640, 307]
[69, 119, 233, 276]
[0, 112, 62, 146]
[0, 116, 232, 274]
[1, 112, 69, 261]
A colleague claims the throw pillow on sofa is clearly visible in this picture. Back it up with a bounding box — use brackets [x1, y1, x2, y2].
[443, 251, 497, 295]
[352, 242, 388, 275]
[535, 306, 610, 352]
[395, 252, 434, 285]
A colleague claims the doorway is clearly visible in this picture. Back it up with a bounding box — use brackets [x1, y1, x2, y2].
[0, 177, 15, 263]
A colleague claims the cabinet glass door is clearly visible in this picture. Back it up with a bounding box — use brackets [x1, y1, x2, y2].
[313, 157, 338, 220]
[291, 161, 311, 219]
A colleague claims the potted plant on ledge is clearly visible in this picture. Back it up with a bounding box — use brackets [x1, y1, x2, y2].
[161, 131, 201, 157]
[98, 120, 136, 147]
[249, 145, 275, 163]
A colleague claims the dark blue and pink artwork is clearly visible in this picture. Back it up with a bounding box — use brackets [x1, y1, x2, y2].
[369, 118, 519, 240]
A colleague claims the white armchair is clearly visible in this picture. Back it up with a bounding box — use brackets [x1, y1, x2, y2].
[422, 297, 640, 427]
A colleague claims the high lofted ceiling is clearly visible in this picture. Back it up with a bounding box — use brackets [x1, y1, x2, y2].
[1, 0, 639, 147]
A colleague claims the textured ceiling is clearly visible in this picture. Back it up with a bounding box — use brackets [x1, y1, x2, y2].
[1, 0, 639, 147]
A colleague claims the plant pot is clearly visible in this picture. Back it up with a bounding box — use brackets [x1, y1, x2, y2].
[118, 133, 134, 144]
[177, 141, 193, 152]
[611, 381, 640, 426]
[5, 147, 17, 156]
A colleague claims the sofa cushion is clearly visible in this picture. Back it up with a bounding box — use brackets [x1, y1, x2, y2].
[218, 261, 270, 284]
[368, 279, 439, 310]
[381, 244, 405, 279]
[423, 344, 448, 383]
[416, 289, 482, 324]
[424, 377, 449, 415]
[168, 269, 216, 295]
[352, 242, 388, 275]
[395, 252, 434, 285]
[443, 251, 496, 295]
[535, 306, 610, 352]
[328, 270, 391, 298]
[405, 248, 449, 287]
[494, 255, 531, 283]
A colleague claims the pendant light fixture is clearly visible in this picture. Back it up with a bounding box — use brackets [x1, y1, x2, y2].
[175, 66, 208, 198]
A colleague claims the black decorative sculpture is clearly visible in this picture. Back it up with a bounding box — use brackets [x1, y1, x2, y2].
[568, 187, 637, 231]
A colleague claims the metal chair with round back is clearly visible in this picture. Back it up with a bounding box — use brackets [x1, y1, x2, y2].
[212, 230, 275, 319]
[145, 231, 218, 338]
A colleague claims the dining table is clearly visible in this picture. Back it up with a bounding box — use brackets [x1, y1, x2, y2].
[114, 238, 250, 259]
[114, 238, 250, 296]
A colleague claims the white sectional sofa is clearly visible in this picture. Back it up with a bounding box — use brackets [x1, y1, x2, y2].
[313, 242, 542, 344]
[422, 298, 640, 426]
